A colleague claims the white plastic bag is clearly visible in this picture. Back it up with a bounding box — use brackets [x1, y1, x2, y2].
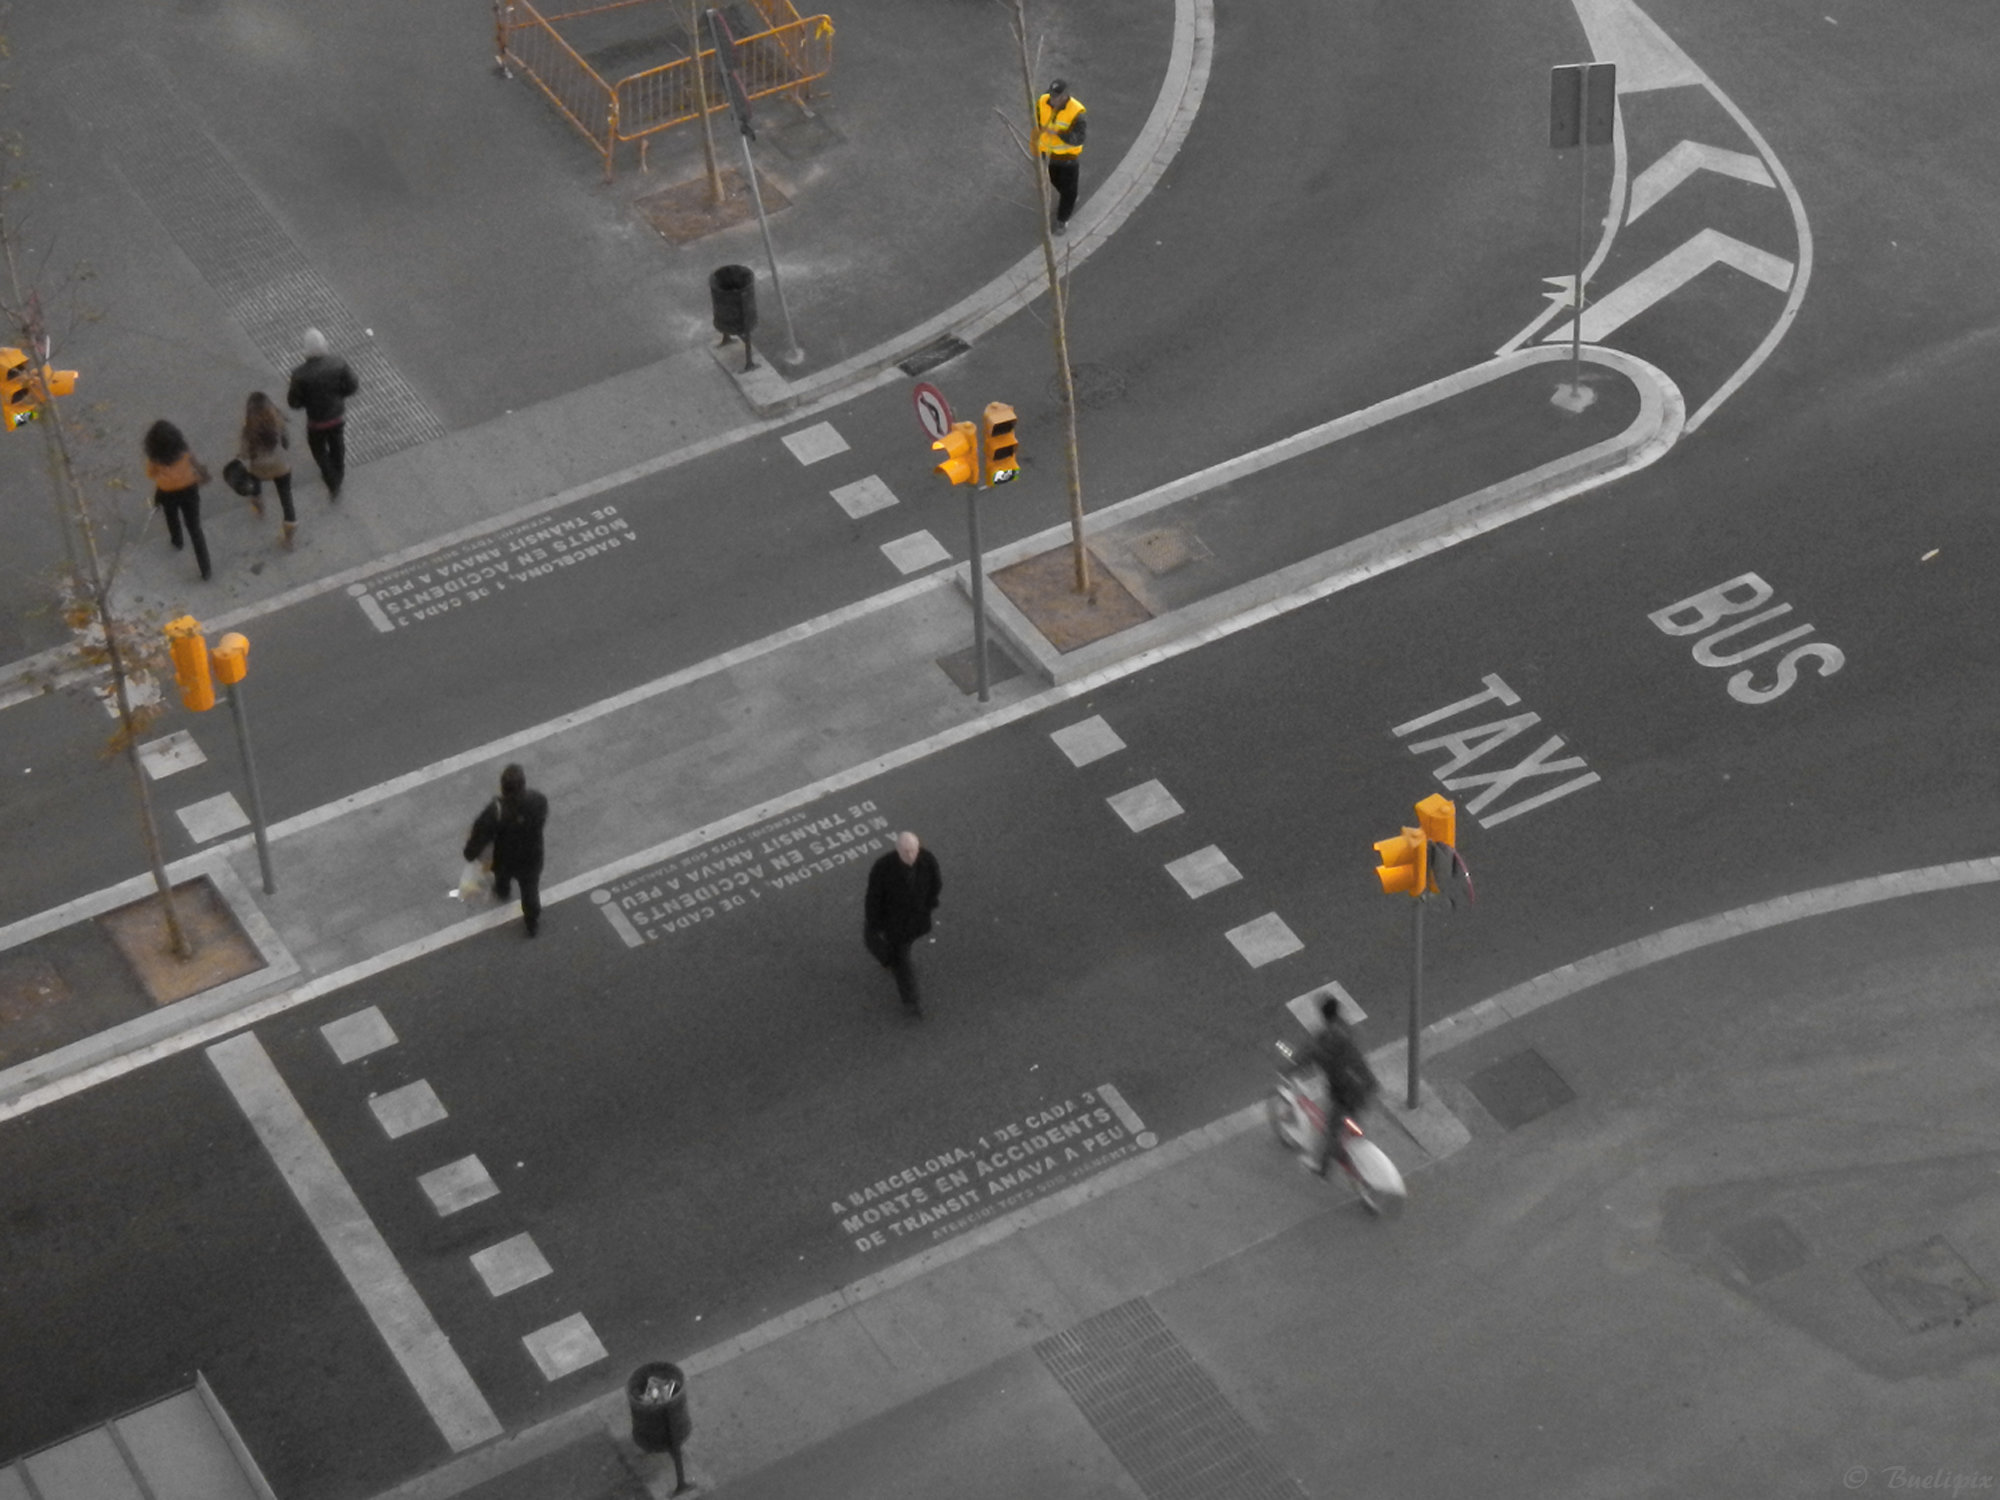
[453, 859, 492, 900]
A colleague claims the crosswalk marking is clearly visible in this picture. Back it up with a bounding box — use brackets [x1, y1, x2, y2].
[781, 422, 849, 465]
[830, 475, 899, 520]
[880, 531, 951, 575]
[522, 1313, 608, 1380]
[1106, 780, 1182, 832]
[207, 1034, 501, 1450]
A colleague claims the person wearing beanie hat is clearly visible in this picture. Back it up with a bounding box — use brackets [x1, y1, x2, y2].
[285, 327, 360, 500]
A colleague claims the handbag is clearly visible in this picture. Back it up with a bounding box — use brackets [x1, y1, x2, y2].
[222, 458, 260, 498]
[454, 859, 493, 900]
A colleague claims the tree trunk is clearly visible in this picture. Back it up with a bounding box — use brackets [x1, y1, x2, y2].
[1, 202, 193, 958]
[1010, 0, 1091, 594]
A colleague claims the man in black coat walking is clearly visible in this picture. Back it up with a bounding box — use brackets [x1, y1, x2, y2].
[285, 327, 360, 499]
[864, 831, 942, 1015]
[465, 764, 549, 937]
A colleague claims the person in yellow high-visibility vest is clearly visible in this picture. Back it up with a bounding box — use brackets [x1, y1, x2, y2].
[1035, 79, 1088, 236]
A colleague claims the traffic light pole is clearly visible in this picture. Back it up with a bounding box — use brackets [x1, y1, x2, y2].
[221, 679, 276, 894]
[966, 484, 990, 703]
[1406, 894, 1424, 1110]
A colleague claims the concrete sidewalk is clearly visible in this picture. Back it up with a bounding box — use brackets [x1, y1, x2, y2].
[0, 0, 1196, 669]
[377, 863, 2000, 1500]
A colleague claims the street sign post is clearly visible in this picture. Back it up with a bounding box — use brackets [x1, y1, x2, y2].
[913, 382, 953, 441]
[1548, 61, 1616, 411]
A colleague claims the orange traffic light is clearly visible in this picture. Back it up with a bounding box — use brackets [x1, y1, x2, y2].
[1374, 826, 1427, 897]
[211, 632, 250, 687]
[1, 347, 37, 430]
[979, 402, 1018, 486]
[165, 616, 216, 712]
[932, 420, 977, 486]
[1414, 795, 1455, 868]
[34, 364, 77, 402]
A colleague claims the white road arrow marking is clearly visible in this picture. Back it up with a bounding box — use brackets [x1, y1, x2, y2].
[1628, 141, 1774, 222]
[1544, 228, 1794, 345]
[1571, 0, 1704, 91]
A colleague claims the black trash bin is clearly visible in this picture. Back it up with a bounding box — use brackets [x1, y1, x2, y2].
[627, 1362, 693, 1454]
[709, 265, 758, 339]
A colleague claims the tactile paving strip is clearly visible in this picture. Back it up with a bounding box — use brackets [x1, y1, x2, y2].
[93, 55, 447, 466]
[1037, 1298, 1307, 1500]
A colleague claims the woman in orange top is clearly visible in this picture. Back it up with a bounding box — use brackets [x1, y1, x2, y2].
[142, 419, 211, 581]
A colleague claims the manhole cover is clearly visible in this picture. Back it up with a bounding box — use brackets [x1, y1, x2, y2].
[1716, 1215, 1809, 1286]
[634, 168, 790, 247]
[1047, 362, 1127, 410]
[1131, 527, 1209, 576]
[1858, 1235, 1994, 1333]
[992, 547, 1152, 653]
[0, 956, 69, 1024]
[1465, 1048, 1576, 1130]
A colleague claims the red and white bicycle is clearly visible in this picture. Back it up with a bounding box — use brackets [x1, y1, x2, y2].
[1267, 1041, 1406, 1218]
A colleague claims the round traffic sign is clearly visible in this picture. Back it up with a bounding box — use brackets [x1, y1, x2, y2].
[912, 382, 953, 441]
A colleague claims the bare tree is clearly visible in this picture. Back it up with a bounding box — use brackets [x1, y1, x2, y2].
[685, 0, 726, 202]
[0, 136, 195, 958]
[1001, 0, 1091, 593]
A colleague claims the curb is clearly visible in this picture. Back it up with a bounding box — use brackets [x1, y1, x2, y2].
[973, 343, 1685, 685]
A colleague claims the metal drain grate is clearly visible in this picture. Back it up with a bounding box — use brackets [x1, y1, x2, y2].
[1037, 1299, 1306, 1500]
[95, 55, 447, 467]
[1859, 1235, 1994, 1334]
[898, 335, 972, 377]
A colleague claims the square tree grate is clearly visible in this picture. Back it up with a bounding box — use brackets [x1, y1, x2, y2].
[992, 547, 1152, 653]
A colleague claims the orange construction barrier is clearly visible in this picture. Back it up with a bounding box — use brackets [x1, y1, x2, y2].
[494, 0, 834, 181]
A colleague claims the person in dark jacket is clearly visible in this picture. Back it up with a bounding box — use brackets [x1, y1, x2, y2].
[1305, 995, 1380, 1177]
[464, 764, 549, 937]
[141, 419, 212, 581]
[285, 327, 359, 499]
[863, 831, 942, 1015]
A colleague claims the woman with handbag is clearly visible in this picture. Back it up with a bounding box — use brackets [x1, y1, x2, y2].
[237, 391, 298, 549]
[141, 419, 212, 581]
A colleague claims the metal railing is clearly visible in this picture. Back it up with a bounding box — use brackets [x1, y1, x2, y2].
[618, 14, 832, 145]
[494, 0, 834, 181]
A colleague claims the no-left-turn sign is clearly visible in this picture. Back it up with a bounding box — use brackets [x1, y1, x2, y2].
[912, 382, 953, 441]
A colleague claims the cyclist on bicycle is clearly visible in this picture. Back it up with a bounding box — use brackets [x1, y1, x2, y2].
[1304, 995, 1379, 1177]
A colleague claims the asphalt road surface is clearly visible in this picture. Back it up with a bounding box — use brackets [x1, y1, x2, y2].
[5, 0, 2000, 1496]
